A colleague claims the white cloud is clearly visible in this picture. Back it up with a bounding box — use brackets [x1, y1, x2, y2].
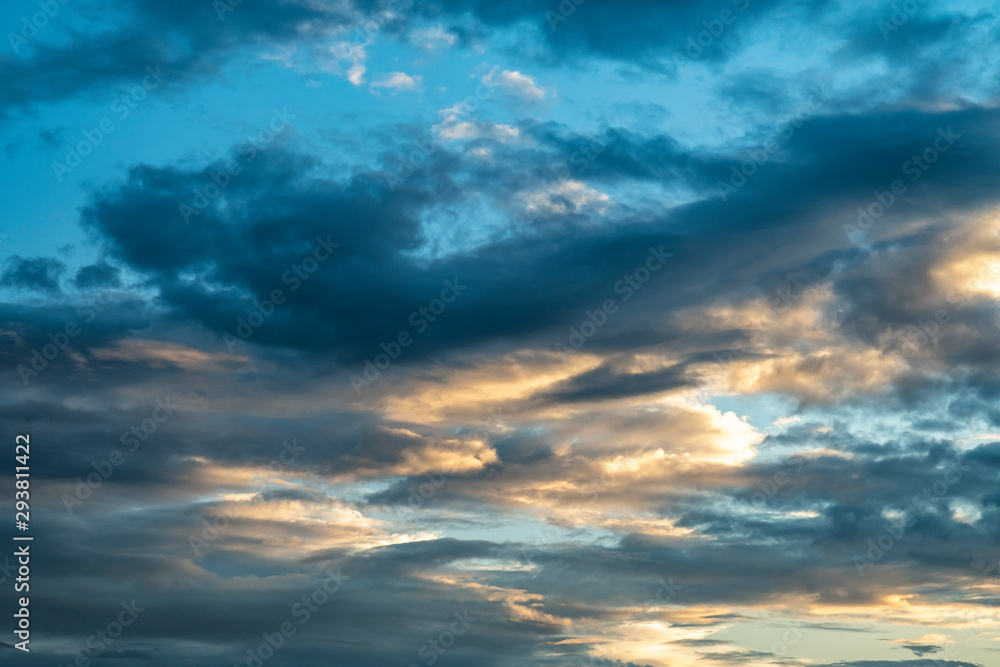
[518, 180, 612, 217]
[325, 40, 368, 84]
[434, 120, 519, 142]
[348, 63, 366, 86]
[493, 69, 549, 101]
[431, 94, 521, 142]
[370, 72, 422, 92]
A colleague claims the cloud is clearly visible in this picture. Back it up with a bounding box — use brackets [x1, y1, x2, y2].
[73, 261, 122, 289]
[410, 24, 458, 50]
[370, 71, 422, 92]
[895, 644, 943, 657]
[1, 255, 65, 293]
[348, 62, 366, 86]
[0, 0, 355, 113]
[493, 69, 549, 102]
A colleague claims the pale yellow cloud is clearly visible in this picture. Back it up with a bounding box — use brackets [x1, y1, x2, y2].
[90, 338, 244, 370]
[930, 212, 1000, 300]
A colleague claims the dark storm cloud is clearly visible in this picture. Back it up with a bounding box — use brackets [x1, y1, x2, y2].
[73, 260, 121, 288]
[1, 255, 65, 293]
[520, 120, 726, 188]
[71, 103, 1000, 383]
[351, 0, 995, 94]
[0, 0, 352, 112]
[529, 359, 695, 404]
[31, 438, 973, 663]
[0, 297, 153, 392]
[3, 0, 992, 117]
[377, 0, 787, 67]
[0, 514, 644, 667]
[79, 143, 690, 364]
[358, 427, 1000, 601]
[894, 642, 943, 657]
[687, 108, 997, 239]
[6, 308, 991, 606]
[8, 370, 988, 604]
[834, 8, 1000, 106]
[0, 394, 488, 501]
[667, 437, 1000, 586]
[1, 391, 996, 665]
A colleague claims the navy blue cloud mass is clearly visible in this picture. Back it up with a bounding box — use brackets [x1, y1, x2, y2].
[1, 0, 999, 665]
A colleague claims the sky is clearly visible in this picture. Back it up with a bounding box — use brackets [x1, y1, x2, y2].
[1, 0, 1000, 665]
